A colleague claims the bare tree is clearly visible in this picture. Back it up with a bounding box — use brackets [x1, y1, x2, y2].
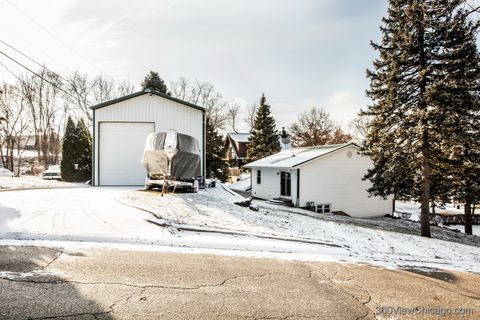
[289, 107, 351, 147]
[227, 102, 241, 133]
[0, 82, 33, 174]
[115, 80, 135, 97]
[64, 71, 95, 123]
[64, 72, 135, 126]
[349, 114, 370, 144]
[20, 68, 63, 165]
[170, 78, 228, 129]
[244, 103, 257, 131]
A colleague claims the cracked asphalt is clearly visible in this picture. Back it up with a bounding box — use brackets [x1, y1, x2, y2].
[1, 246, 479, 319]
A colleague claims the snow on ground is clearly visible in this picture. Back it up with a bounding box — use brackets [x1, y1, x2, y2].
[451, 225, 480, 236]
[395, 201, 478, 235]
[119, 184, 480, 272]
[0, 176, 85, 190]
[227, 177, 251, 192]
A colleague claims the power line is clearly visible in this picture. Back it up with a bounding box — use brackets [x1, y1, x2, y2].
[0, 38, 73, 86]
[0, 59, 24, 84]
[0, 49, 78, 101]
[3, 0, 116, 82]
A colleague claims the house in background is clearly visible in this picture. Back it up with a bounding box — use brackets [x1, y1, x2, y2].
[243, 143, 392, 218]
[91, 88, 205, 186]
[224, 133, 249, 179]
[225, 128, 292, 180]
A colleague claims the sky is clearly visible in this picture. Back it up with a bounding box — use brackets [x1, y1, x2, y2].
[0, 0, 391, 131]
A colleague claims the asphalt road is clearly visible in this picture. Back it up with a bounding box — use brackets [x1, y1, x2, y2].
[0, 245, 479, 320]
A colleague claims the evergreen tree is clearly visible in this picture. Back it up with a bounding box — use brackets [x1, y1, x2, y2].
[432, 5, 480, 235]
[361, 0, 474, 237]
[60, 117, 77, 182]
[75, 119, 93, 182]
[141, 71, 168, 94]
[247, 94, 281, 162]
[205, 117, 229, 182]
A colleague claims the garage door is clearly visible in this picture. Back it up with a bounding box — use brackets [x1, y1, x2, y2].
[99, 122, 154, 185]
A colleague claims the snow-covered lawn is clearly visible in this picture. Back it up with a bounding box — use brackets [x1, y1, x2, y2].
[395, 201, 479, 235]
[451, 224, 480, 236]
[120, 185, 480, 272]
[0, 176, 85, 190]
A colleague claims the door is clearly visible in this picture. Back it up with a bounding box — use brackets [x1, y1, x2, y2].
[99, 122, 154, 185]
[280, 171, 291, 197]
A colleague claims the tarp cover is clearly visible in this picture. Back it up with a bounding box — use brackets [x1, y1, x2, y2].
[143, 150, 169, 179]
[171, 151, 201, 180]
[142, 132, 201, 181]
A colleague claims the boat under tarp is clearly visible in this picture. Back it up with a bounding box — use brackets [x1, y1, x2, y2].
[142, 131, 201, 183]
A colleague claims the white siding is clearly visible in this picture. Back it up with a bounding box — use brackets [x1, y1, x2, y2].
[250, 168, 299, 205]
[299, 145, 392, 217]
[93, 94, 204, 186]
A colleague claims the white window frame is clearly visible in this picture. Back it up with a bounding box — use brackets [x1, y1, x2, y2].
[316, 203, 332, 214]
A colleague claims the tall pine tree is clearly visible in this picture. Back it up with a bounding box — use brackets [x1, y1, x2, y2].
[247, 94, 281, 162]
[205, 117, 229, 182]
[61, 117, 77, 182]
[361, 0, 476, 237]
[432, 4, 480, 235]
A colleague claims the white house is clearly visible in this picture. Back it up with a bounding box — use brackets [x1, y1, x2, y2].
[243, 143, 392, 218]
[91, 89, 205, 186]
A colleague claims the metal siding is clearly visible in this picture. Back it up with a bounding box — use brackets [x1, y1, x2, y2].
[93, 94, 204, 186]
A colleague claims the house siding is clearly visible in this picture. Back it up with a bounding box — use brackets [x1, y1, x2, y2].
[93, 94, 204, 186]
[299, 145, 392, 217]
[250, 168, 299, 205]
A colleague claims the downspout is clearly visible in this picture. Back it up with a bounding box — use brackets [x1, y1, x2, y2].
[296, 168, 300, 207]
[92, 110, 96, 186]
[202, 112, 206, 178]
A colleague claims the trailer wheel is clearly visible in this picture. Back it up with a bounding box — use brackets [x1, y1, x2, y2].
[144, 184, 152, 191]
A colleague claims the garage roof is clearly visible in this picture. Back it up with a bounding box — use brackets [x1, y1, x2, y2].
[243, 143, 359, 169]
[90, 88, 205, 112]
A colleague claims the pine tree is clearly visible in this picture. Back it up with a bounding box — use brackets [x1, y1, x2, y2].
[247, 94, 281, 162]
[75, 118, 93, 182]
[61, 117, 77, 182]
[141, 71, 168, 94]
[205, 117, 229, 182]
[432, 5, 480, 235]
[361, 0, 470, 237]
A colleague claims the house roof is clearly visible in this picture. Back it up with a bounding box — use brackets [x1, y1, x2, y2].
[228, 132, 250, 143]
[243, 143, 359, 169]
[90, 88, 205, 112]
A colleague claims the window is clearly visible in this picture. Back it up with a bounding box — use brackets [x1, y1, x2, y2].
[257, 170, 261, 184]
[316, 204, 332, 214]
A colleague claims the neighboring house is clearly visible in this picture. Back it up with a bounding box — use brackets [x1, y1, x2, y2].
[91, 88, 205, 186]
[243, 143, 392, 218]
[224, 133, 249, 177]
[225, 128, 292, 178]
[19, 135, 36, 150]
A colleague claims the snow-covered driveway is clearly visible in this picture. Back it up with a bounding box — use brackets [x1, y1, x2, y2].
[0, 187, 170, 244]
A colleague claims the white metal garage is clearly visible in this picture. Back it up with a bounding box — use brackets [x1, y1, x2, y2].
[91, 89, 205, 186]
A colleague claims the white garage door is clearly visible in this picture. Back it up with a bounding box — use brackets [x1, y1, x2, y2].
[99, 122, 154, 185]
